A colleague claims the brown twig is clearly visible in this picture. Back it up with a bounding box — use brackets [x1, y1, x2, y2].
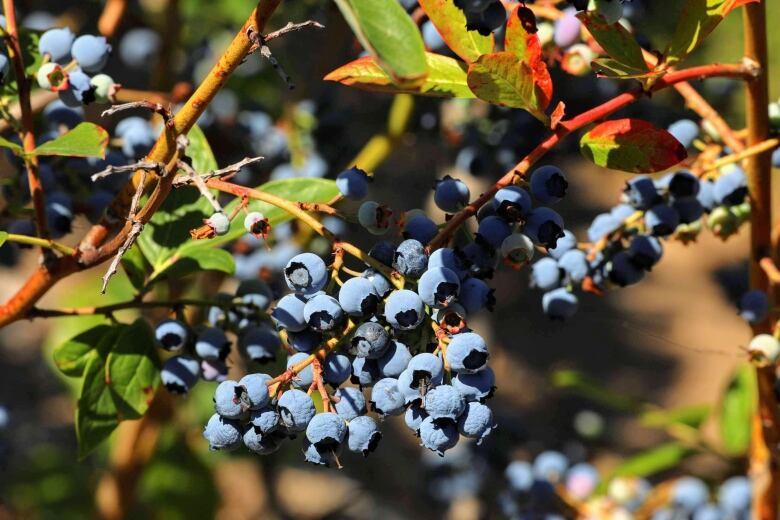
[101, 101, 174, 127]
[91, 160, 167, 182]
[171, 156, 263, 187]
[177, 160, 222, 212]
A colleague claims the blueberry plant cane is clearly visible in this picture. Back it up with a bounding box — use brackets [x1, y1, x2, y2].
[0, 0, 778, 517]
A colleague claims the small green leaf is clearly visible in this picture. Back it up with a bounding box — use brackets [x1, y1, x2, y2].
[0, 231, 7, 247]
[107, 319, 161, 418]
[580, 118, 688, 173]
[551, 369, 641, 413]
[591, 58, 663, 80]
[186, 125, 218, 173]
[719, 364, 756, 456]
[664, 0, 759, 67]
[150, 247, 235, 282]
[325, 53, 474, 98]
[418, 0, 493, 62]
[467, 52, 549, 123]
[611, 442, 696, 477]
[121, 244, 150, 292]
[77, 352, 120, 459]
[335, 0, 428, 85]
[0, 136, 22, 155]
[640, 404, 711, 429]
[577, 12, 648, 77]
[31, 122, 109, 158]
[53, 325, 113, 377]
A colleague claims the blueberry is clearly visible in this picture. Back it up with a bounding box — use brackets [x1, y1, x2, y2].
[347, 415, 382, 456]
[214, 380, 249, 419]
[645, 204, 680, 236]
[419, 416, 459, 456]
[370, 378, 406, 416]
[434, 175, 470, 213]
[713, 168, 748, 206]
[459, 242, 497, 278]
[385, 289, 425, 330]
[739, 289, 769, 324]
[627, 235, 663, 270]
[302, 437, 342, 466]
[249, 406, 280, 434]
[558, 249, 589, 283]
[405, 404, 428, 433]
[238, 373, 271, 410]
[91, 73, 115, 103]
[542, 288, 578, 319]
[458, 277, 496, 314]
[154, 319, 188, 352]
[477, 216, 513, 249]
[203, 413, 242, 451]
[446, 332, 488, 373]
[393, 239, 428, 278]
[608, 251, 646, 286]
[501, 233, 535, 267]
[697, 179, 717, 211]
[672, 477, 709, 512]
[403, 214, 439, 244]
[524, 207, 565, 249]
[286, 352, 315, 389]
[691, 504, 724, 520]
[624, 176, 661, 209]
[286, 328, 323, 353]
[322, 352, 352, 386]
[360, 268, 393, 297]
[305, 412, 347, 447]
[350, 321, 390, 358]
[277, 389, 316, 432]
[493, 186, 532, 221]
[358, 200, 393, 235]
[611, 203, 636, 221]
[243, 426, 282, 454]
[338, 277, 379, 317]
[457, 401, 495, 444]
[408, 352, 444, 388]
[39, 27, 76, 64]
[284, 253, 328, 295]
[271, 294, 308, 332]
[668, 119, 700, 149]
[530, 166, 568, 204]
[530, 257, 561, 291]
[565, 463, 600, 500]
[195, 327, 230, 360]
[418, 266, 461, 308]
[506, 461, 534, 492]
[303, 294, 344, 332]
[336, 167, 370, 200]
[243, 211, 269, 238]
[368, 240, 396, 266]
[71, 35, 111, 73]
[351, 357, 381, 387]
[161, 355, 201, 394]
[397, 368, 424, 404]
[429, 247, 468, 279]
[423, 384, 465, 420]
[668, 171, 700, 200]
[587, 213, 622, 242]
[533, 450, 569, 483]
[718, 476, 751, 514]
[119, 27, 161, 68]
[554, 7, 581, 48]
[200, 359, 228, 382]
[333, 387, 366, 420]
[118, 118, 156, 158]
[452, 368, 495, 402]
[377, 340, 413, 378]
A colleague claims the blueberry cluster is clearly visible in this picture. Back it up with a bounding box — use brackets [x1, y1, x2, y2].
[36, 27, 116, 107]
[501, 451, 752, 519]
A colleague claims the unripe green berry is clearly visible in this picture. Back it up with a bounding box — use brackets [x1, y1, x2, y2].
[206, 212, 230, 236]
[748, 334, 780, 365]
[37, 62, 64, 90]
[90, 73, 116, 103]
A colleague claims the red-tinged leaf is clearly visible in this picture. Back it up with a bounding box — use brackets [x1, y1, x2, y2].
[467, 52, 549, 123]
[325, 53, 474, 98]
[580, 119, 688, 173]
[577, 12, 648, 77]
[418, 0, 494, 63]
[550, 101, 566, 130]
[664, 0, 760, 66]
[505, 5, 552, 106]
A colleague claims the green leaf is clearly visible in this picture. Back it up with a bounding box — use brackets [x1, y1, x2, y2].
[107, 319, 161, 418]
[577, 12, 649, 77]
[467, 52, 549, 123]
[77, 344, 123, 459]
[334, 0, 428, 85]
[591, 58, 663, 80]
[719, 364, 756, 456]
[150, 247, 235, 282]
[0, 136, 22, 155]
[418, 0, 493, 62]
[664, 0, 759, 67]
[551, 369, 641, 413]
[611, 442, 696, 477]
[53, 325, 113, 377]
[31, 122, 109, 158]
[186, 125, 218, 173]
[0, 231, 7, 247]
[325, 53, 474, 98]
[580, 118, 688, 173]
[640, 404, 712, 429]
[121, 244, 150, 292]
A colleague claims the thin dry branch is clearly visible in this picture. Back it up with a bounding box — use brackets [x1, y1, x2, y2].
[171, 156, 263, 187]
[177, 160, 222, 212]
[91, 160, 166, 182]
[102, 101, 174, 127]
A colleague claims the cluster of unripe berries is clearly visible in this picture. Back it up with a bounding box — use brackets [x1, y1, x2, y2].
[502, 450, 751, 519]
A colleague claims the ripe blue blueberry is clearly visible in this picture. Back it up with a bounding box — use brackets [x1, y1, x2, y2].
[558, 249, 589, 283]
[423, 384, 465, 420]
[457, 401, 495, 444]
[336, 167, 370, 200]
[673, 198, 704, 224]
[305, 412, 347, 447]
[360, 268, 393, 297]
[370, 378, 406, 416]
[525, 207, 565, 249]
[542, 287, 579, 320]
[718, 476, 751, 514]
[351, 357, 381, 387]
[38, 27, 75, 63]
[627, 235, 663, 270]
[477, 216, 513, 249]
[303, 294, 344, 332]
[161, 355, 201, 394]
[238, 373, 271, 410]
[697, 179, 717, 211]
[453, 368, 495, 402]
[117, 117, 155, 158]
[608, 251, 646, 286]
[368, 240, 396, 266]
[429, 247, 469, 279]
[377, 340, 413, 378]
[404, 404, 428, 433]
[393, 239, 428, 278]
[530, 257, 561, 291]
[713, 167, 748, 206]
[154, 319, 188, 352]
[530, 165, 568, 204]
[433, 175, 470, 213]
[195, 327, 230, 360]
[358, 200, 393, 235]
[645, 204, 680, 236]
[302, 438, 342, 466]
[668, 171, 700, 200]
[624, 176, 661, 209]
[493, 186, 532, 221]
[347, 415, 382, 456]
[350, 321, 390, 358]
[287, 352, 315, 389]
[203, 413, 242, 451]
[459, 242, 497, 278]
[739, 289, 769, 324]
[322, 352, 352, 386]
[277, 389, 316, 432]
[403, 214, 438, 244]
[338, 277, 379, 317]
[446, 332, 488, 373]
[286, 328, 322, 353]
[71, 34, 111, 72]
[419, 416, 459, 456]
[271, 293, 308, 332]
[672, 476, 709, 513]
[119, 27, 161, 68]
[243, 426, 282, 455]
[587, 213, 622, 243]
[408, 352, 444, 388]
[458, 277, 495, 314]
[284, 252, 328, 295]
[506, 461, 534, 492]
[667, 119, 700, 149]
[384, 289, 425, 330]
[236, 279, 273, 311]
[333, 387, 367, 421]
[249, 406, 280, 434]
[418, 266, 461, 308]
[213, 380, 249, 419]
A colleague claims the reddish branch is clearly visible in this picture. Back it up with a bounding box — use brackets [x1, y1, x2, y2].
[427, 62, 755, 250]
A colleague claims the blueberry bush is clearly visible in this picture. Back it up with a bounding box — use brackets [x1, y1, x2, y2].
[0, 0, 779, 518]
